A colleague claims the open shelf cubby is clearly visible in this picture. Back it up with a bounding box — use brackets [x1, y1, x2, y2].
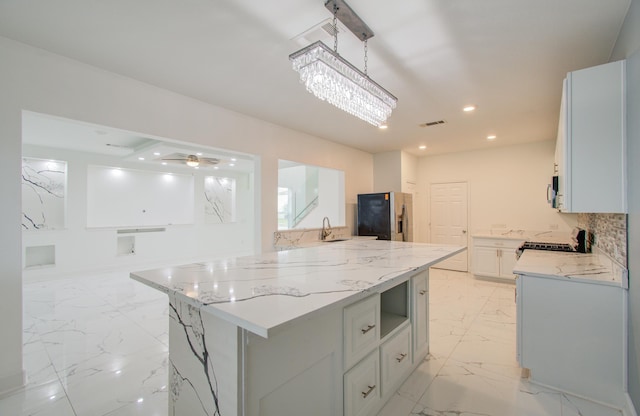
[25, 245, 56, 268]
[116, 236, 136, 256]
[380, 280, 409, 338]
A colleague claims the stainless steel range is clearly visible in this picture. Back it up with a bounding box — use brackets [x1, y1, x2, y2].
[516, 227, 592, 258]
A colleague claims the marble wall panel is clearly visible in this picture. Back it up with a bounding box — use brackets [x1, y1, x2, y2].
[204, 176, 235, 224]
[22, 157, 66, 230]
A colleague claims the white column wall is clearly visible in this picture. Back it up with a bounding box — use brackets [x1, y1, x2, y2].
[0, 105, 25, 392]
[0, 37, 373, 392]
[611, 0, 640, 409]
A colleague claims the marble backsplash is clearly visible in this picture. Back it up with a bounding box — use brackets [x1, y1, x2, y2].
[273, 226, 351, 250]
[578, 213, 627, 266]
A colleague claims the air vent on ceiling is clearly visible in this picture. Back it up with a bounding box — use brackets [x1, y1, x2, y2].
[420, 120, 447, 127]
[321, 21, 338, 37]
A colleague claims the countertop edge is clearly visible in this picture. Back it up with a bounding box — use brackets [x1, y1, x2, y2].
[130, 243, 465, 338]
[513, 249, 628, 289]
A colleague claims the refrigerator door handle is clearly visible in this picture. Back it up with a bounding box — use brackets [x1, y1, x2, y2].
[401, 204, 408, 242]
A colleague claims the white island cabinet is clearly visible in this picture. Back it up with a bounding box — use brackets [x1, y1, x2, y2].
[131, 240, 464, 416]
[514, 250, 628, 408]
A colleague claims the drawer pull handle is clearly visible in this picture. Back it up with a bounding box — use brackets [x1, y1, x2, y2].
[419, 290, 427, 296]
[361, 324, 376, 334]
[361, 384, 376, 399]
[396, 353, 407, 363]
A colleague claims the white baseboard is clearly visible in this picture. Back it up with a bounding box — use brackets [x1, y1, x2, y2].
[0, 370, 26, 398]
[624, 393, 638, 416]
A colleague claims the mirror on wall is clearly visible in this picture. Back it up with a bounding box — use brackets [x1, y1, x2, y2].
[277, 160, 345, 230]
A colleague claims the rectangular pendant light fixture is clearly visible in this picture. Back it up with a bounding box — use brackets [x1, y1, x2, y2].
[288, 0, 397, 127]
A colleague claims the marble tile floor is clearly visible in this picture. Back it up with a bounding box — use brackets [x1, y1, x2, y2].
[0, 268, 623, 415]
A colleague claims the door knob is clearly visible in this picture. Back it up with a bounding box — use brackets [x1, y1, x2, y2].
[462, 230, 467, 234]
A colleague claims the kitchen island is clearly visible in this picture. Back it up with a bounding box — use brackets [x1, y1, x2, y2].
[131, 239, 464, 416]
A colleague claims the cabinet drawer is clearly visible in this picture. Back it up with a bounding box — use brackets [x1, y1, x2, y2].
[380, 324, 412, 395]
[344, 294, 380, 369]
[344, 350, 380, 416]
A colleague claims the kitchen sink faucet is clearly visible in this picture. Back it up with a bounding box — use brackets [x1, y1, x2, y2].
[321, 217, 332, 240]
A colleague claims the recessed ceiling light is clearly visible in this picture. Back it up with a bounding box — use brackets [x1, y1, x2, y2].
[231, 158, 237, 162]
[138, 157, 145, 161]
[229, 163, 235, 167]
[153, 152, 161, 156]
[196, 152, 203, 156]
[419, 145, 427, 150]
[463, 105, 477, 112]
[487, 135, 497, 140]
[161, 162, 167, 165]
[214, 166, 219, 170]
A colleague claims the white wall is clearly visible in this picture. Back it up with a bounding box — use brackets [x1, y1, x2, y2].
[401, 152, 418, 194]
[22, 144, 255, 278]
[0, 37, 374, 392]
[373, 150, 418, 194]
[416, 140, 578, 243]
[373, 151, 402, 192]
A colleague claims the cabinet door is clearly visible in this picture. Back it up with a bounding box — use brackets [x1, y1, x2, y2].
[498, 249, 518, 280]
[344, 294, 380, 369]
[380, 324, 412, 395]
[515, 276, 523, 365]
[565, 60, 626, 213]
[344, 350, 380, 416]
[412, 272, 429, 360]
[472, 246, 500, 277]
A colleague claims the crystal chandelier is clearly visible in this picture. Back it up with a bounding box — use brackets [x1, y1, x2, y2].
[289, 0, 397, 127]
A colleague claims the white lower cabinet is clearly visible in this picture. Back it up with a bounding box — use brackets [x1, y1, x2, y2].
[380, 324, 412, 395]
[516, 273, 626, 408]
[344, 350, 380, 416]
[472, 237, 523, 280]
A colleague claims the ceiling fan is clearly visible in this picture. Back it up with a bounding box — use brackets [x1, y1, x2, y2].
[160, 153, 220, 167]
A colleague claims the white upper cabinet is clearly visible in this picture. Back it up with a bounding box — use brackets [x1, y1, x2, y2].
[556, 60, 627, 213]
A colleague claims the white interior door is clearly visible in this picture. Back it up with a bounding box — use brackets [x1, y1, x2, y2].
[430, 182, 468, 271]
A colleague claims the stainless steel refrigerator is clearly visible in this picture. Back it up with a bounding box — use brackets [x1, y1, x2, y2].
[357, 192, 413, 241]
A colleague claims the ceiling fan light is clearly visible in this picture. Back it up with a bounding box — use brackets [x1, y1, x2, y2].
[186, 155, 200, 167]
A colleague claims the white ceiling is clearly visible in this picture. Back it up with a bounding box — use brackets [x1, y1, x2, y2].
[1, 0, 631, 156]
[22, 112, 256, 173]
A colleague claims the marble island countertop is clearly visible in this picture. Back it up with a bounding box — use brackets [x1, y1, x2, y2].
[131, 240, 464, 338]
[513, 249, 628, 288]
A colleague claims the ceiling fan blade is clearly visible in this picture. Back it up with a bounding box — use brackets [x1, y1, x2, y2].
[200, 158, 220, 165]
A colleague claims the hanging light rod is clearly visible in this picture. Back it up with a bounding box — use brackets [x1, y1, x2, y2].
[323, 0, 374, 41]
